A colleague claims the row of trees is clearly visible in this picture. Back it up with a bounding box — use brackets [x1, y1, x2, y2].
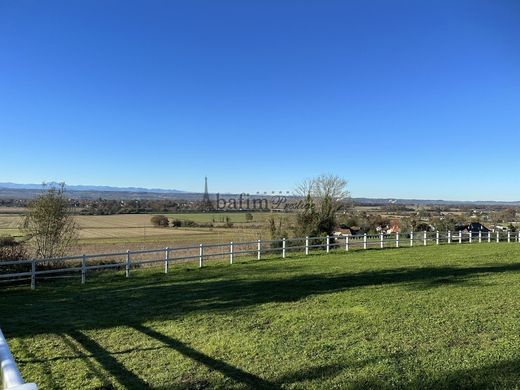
[151, 215, 234, 228]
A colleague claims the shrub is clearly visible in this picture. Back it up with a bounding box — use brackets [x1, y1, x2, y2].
[171, 219, 213, 228]
[224, 216, 233, 228]
[150, 215, 169, 227]
[0, 245, 27, 261]
[0, 238, 29, 273]
[0, 235, 17, 247]
[23, 183, 78, 260]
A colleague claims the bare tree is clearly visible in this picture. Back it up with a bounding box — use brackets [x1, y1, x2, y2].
[294, 174, 350, 237]
[313, 174, 350, 203]
[23, 183, 78, 259]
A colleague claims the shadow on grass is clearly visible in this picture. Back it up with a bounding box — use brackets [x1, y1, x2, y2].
[348, 357, 520, 389]
[5, 262, 520, 339]
[67, 330, 151, 389]
[134, 324, 279, 389]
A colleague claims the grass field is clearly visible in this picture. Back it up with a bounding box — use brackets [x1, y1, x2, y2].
[0, 212, 274, 254]
[3, 244, 520, 389]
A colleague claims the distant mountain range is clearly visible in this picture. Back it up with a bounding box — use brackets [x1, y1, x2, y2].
[0, 182, 185, 194]
[353, 197, 520, 206]
[0, 182, 519, 205]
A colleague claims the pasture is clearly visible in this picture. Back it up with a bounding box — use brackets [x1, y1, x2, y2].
[0, 212, 273, 255]
[3, 244, 520, 389]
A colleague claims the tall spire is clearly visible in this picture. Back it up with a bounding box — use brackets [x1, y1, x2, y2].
[201, 176, 213, 210]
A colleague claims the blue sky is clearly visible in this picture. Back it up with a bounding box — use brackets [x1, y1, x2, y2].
[1, 1, 519, 200]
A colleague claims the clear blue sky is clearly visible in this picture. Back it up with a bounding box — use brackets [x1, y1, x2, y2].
[1, 1, 519, 200]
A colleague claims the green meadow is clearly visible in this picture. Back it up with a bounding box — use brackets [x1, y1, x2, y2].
[3, 243, 520, 389]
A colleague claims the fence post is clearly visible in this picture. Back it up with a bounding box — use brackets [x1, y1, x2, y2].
[363, 233, 367, 250]
[458, 231, 462, 244]
[396, 232, 399, 248]
[448, 231, 451, 244]
[497, 231, 500, 243]
[380, 233, 384, 249]
[282, 238, 286, 258]
[479, 231, 482, 243]
[488, 231, 491, 243]
[436, 231, 439, 245]
[345, 235, 349, 251]
[508, 231, 511, 243]
[518, 231, 520, 243]
[305, 236, 309, 255]
[31, 260, 36, 290]
[125, 250, 131, 278]
[410, 231, 414, 247]
[423, 231, 427, 246]
[230, 242, 234, 264]
[326, 236, 330, 253]
[199, 244, 204, 268]
[257, 239, 261, 260]
[164, 247, 169, 273]
[81, 254, 87, 284]
[469, 231, 472, 244]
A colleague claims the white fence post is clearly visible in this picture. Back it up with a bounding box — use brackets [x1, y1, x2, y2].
[81, 254, 87, 284]
[31, 260, 36, 290]
[125, 250, 131, 278]
[326, 236, 330, 253]
[164, 247, 169, 273]
[15, 228, 518, 290]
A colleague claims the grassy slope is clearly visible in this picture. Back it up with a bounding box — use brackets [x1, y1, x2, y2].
[3, 244, 520, 389]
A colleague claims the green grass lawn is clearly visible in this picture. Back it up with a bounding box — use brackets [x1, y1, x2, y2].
[3, 244, 520, 389]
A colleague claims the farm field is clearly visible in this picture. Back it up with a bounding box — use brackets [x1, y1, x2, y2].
[3, 244, 520, 389]
[0, 212, 275, 254]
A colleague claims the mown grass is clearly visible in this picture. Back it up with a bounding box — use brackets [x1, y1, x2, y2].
[0, 213, 269, 253]
[3, 244, 520, 389]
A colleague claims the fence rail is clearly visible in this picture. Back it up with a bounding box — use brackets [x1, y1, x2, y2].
[0, 329, 38, 390]
[1, 230, 519, 389]
[1, 230, 519, 290]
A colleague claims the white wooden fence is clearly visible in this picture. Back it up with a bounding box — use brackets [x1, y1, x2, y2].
[0, 329, 38, 390]
[1, 229, 519, 389]
[1, 230, 519, 291]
